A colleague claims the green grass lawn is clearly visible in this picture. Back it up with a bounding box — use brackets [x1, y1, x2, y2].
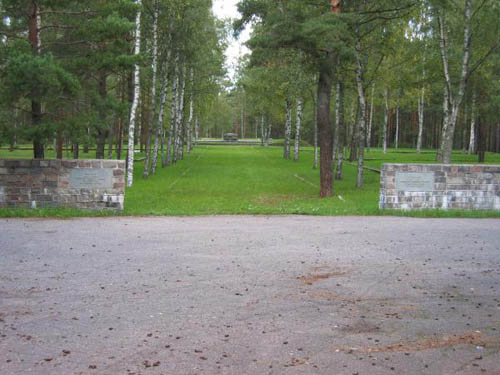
[1, 145, 500, 218]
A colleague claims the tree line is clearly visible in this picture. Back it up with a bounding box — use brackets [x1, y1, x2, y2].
[233, 0, 500, 197]
[0, 0, 226, 186]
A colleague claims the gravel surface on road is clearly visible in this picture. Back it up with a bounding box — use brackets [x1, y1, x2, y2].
[1, 216, 499, 375]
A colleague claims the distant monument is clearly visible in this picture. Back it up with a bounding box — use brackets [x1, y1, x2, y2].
[223, 133, 238, 142]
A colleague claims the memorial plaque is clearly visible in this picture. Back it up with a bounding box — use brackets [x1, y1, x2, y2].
[70, 169, 113, 189]
[395, 172, 435, 192]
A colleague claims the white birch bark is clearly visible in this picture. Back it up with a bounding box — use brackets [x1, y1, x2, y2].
[166, 54, 179, 166]
[195, 116, 200, 146]
[417, 47, 426, 153]
[260, 115, 265, 146]
[335, 77, 344, 180]
[468, 90, 476, 154]
[284, 98, 292, 159]
[294, 97, 303, 161]
[355, 29, 367, 188]
[383, 88, 389, 154]
[151, 62, 170, 174]
[186, 68, 194, 154]
[265, 122, 272, 147]
[126, 0, 142, 187]
[417, 87, 425, 153]
[143, 2, 159, 178]
[437, 0, 472, 163]
[175, 65, 186, 161]
[367, 83, 374, 149]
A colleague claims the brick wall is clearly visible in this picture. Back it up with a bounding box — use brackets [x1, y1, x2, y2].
[380, 164, 500, 211]
[0, 159, 125, 210]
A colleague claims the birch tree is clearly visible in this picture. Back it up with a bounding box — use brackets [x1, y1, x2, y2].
[143, 0, 159, 178]
[127, 0, 142, 187]
[435, 0, 472, 163]
[294, 97, 303, 161]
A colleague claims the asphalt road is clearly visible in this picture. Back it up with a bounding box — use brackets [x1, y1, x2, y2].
[1, 216, 499, 375]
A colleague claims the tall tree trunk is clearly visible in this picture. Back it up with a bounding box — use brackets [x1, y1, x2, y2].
[73, 143, 79, 159]
[107, 117, 116, 159]
[126, 0, 142, 187]
[117, 118, 123, 160]
[355, 27, 367, 188]
[335, 77, 344, 180]
[496, 123, 500, 153]
[395, 105, 400, 149]
[317, 67, 334, 197]
[417, 48, 426, 153]
[186, 68, 194, 153]
[195, 116, 200, 146]
[468, 90, 477, 154]
[383, 88, 389, 154]
[167, 54, 179, 166]
[417, 86, 425, 153]
[284, 97, 292, 159]
[143, 2, 159, 178]
[29, 1, 44, 159]
[260, 115, 265, 146]
[96, 71, 108, 159]
[437, 0, 472, 163]
[175, 65, 187, 161]
[265, 121, 271, 147]
[313, 91, 318, 169]
[84, 127, 90, 154]
[294, 97, 303, 161]
[56, 131, 63, 159]
[367, 83, 374, 150]
[349, 101, 359, 162]
[151, 60, 170, 175]
[477, 117, 486, 162]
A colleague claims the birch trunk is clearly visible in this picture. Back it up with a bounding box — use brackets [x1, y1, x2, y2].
[195, 116, 200, 146]
[186, 68, 194, 154]
[284, 98, 292, 159]
[417, 50, 426, 153]
[437, 0, 472, 163]
[166, 54, 179, 166]
[126, 0, 142, 187]
[335, 77, 344, 180]
[143, 2, 159, 178]
[265, 122, 271, 147]
[355, 29, 367, 188]
[367, 84, 374, 149]
[260, 115, 265, 146]
[383, 88, 389, 154]
[175, 65, 186, 162]
[294, 97, 303, 161]
[468, 90, 476, 154]
[151, 60, 170, 175]
[417, 87, 425, 153]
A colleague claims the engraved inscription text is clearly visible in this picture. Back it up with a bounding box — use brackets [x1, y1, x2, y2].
[395, 172, 435, 192]
[69, 169, 113, 189]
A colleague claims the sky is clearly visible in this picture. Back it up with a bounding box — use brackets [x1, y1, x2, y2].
[212, 0, 251, 81]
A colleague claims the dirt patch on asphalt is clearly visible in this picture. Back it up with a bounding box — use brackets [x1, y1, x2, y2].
[335, 332, 500, 354]
[297, 267, 348, 285]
